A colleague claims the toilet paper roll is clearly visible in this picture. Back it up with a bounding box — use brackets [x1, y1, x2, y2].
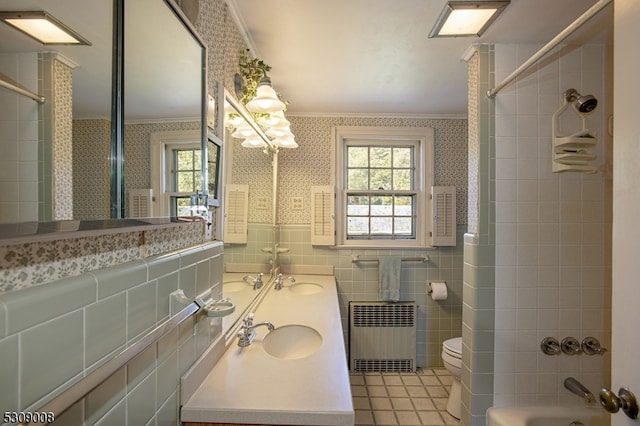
[430, 282, 448, 301]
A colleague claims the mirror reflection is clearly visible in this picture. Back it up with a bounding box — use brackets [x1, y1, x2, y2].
[121, 0, 205, 219]
[0, 0, 207, 223]
[221, 92, 276, 335]
[0, 0, 112, 223]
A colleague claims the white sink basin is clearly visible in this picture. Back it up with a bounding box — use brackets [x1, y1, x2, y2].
[223, 281, 250, 293]
[262, 325, 322, 360]
[287, 282, 323, 295]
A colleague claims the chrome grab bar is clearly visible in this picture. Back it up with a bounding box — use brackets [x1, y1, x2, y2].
[18, 301, 202, 425]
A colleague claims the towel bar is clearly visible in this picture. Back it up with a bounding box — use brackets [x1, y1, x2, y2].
[351, 255, 429, 263]
[19, 299, 203, 425]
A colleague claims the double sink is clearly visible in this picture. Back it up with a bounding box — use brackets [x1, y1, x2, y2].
[181, 274, 354, 425]
[223, 279, 323, 295]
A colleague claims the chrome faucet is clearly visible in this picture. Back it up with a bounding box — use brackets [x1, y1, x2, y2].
[236, 313, 275, 347]
[564, 377, 596, 405]
[274, 273, 295, 290]
[242, 273, 263, 290]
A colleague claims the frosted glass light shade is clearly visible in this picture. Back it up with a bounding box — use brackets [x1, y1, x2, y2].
[273, 136, 298, 148]
[245, 84, 285, 113]
[266, 126, 293, 138]
[258, 110, 290, 127]
[241, 136, 267, 148]
[231, 123, 256, 139]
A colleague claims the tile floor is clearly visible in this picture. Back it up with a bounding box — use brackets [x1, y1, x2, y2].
[350, 368, 460, 426]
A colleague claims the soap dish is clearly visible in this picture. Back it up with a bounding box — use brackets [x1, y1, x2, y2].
[203, 299, 236, 317]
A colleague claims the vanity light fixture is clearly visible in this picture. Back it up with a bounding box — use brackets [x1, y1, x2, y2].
[0, 11, 91, 45]
[428, 1, 510, 38]
[245, 73, 286, 113]
[272, 136, 298, 149]
[266, 125, 294, 138]
[231, 71, 297, 150]
[258, 110, 290, 128]
[241, 135, 268, 148]
[231, 122, 258, 139]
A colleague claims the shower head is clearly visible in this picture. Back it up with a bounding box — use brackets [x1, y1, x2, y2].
[564, 88, 598, 113]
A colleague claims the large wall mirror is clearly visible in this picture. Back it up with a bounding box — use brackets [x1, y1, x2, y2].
[0, 0, 113, 223]
[220, 90, 278, 337]
[0, 0, 207, 223]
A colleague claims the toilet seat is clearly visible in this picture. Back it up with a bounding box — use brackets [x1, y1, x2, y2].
[442, 337, 462, 359]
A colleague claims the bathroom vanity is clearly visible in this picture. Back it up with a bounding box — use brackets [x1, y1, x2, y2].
[181, 274, 354, 426]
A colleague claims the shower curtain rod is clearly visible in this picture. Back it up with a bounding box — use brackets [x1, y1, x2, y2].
[0, 73, 46, 104]
[487, 0, 612, 98]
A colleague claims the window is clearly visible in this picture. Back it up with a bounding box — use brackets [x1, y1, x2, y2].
[150, 129, 210, 218]
[168, 146, 201, 216]
[335, 126, 434, 247]
[207, 135, 222, 206]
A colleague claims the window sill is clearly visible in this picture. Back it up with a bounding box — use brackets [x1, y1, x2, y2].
[330, 244, 438, 250]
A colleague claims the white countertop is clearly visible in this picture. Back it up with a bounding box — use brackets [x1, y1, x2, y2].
[181, 274, 354, 425]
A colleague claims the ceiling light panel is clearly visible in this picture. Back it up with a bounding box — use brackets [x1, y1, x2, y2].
[0, 11, 91, 45]
[429, 1, 510, 38]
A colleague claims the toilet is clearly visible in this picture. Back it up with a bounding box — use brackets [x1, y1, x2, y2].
[441, 337, 462, 419]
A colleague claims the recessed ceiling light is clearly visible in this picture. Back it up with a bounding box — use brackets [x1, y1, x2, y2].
[429, 1, 510, 38]
[0, 11, 91, 45]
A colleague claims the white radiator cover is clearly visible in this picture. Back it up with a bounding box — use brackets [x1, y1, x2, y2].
[349, 301, 417, 372]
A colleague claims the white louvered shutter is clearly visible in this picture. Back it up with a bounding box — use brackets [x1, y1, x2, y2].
[310, 185, 335, 246]
[223, 184, 249, 243]
[129, 189, 153, 218]
[430, 186, 456, 246]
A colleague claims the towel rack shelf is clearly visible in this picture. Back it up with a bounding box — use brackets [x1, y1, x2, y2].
[351, 255, 429, 263]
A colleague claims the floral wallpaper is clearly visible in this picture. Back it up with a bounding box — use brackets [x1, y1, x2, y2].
[0, 222, 204, 293]
[279, 115, 468, 225]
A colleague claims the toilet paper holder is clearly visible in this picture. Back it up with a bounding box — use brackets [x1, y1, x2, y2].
[428, 281, 448, 300]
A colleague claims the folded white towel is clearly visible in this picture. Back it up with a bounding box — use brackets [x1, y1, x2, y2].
[379, 256, 402, 302]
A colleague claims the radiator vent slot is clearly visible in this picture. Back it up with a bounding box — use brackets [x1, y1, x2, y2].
[354, 359, 414, 372]
[352, 304, 416, 327]
[349, 302, 417, 373]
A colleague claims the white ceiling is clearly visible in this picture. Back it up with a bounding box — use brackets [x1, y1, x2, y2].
[0, 0, 613, 119]
[0, 0, 201, 120]
[229, 0, 613, 117]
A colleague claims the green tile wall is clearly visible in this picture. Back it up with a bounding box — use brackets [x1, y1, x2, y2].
[279, 223, 466, 368]
[0, 241, 224, 425]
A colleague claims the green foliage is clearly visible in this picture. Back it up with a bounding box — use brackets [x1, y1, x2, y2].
[238, 49, 272, 106]
[237, 49, 288, 115]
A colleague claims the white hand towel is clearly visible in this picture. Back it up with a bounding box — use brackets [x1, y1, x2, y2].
[379, 256, 402, 302]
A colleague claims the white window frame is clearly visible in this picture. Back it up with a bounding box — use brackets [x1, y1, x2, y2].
[166, 143, 201, 216]
[150, 130, 201, 216]
[334, 126, 434, 248]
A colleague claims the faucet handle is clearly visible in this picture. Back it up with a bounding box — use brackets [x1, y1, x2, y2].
[582, 337, 607, 355]
[561, 337, 582, 355]
[243, 312, 254, 327]
[541, 337, 561, 355]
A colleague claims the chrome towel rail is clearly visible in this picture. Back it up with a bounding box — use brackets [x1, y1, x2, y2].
[486, 0, 612, 98]
[0, 72, 46, 104]
[19, 300, 202, 425]
[351, 255, 429, 263]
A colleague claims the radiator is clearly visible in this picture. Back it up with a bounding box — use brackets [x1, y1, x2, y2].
[349, 301, 417, 372]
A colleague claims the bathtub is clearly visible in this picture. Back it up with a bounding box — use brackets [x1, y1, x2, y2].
[486, 406, 609, 426]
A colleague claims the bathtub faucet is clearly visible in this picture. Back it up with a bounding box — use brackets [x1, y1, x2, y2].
[564, 377, 596, 405]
